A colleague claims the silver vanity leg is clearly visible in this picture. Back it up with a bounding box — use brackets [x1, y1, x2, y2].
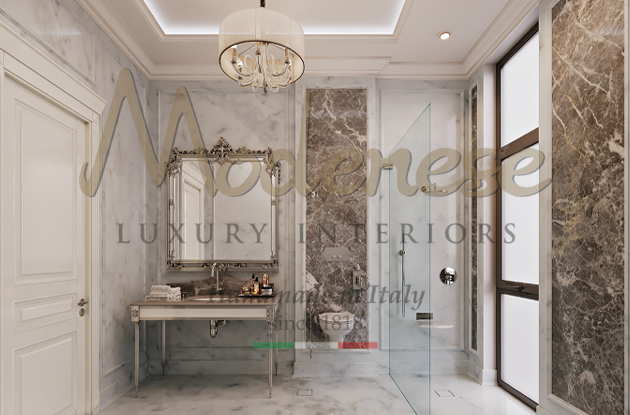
[162, 320, 166, 376]
[135, 321, 140, 398]
[268, 321, 273, 398]
[274, 319, 278, 376]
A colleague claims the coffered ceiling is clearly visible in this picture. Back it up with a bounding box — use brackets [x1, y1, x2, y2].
[75, 0, 540, 80]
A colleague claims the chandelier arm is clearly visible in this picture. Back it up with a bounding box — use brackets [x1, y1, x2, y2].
[231, 63, 252, 78]
[274, 76, 291, 88]
[230, 53, 258, 78]
[271, 60, 291, 77]
[239, 75, 259, 88]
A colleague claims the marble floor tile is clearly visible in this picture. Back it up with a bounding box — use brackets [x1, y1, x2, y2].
[392, 374, 535, 415]
[101, 374, 534, 415]
[101, 374, 415, 415]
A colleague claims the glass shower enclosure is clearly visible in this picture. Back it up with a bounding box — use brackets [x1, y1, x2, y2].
[389, 105, 432, 414]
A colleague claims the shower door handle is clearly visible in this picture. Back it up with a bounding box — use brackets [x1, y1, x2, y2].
[400, 237, 406, 317]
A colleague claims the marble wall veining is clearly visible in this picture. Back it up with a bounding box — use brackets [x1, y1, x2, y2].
[145, 81, 295, 375]
[470, 86, 478, 353]
[551, 0, 625, 413]
[100, 48, 148, 404]
[304, 88, 369, 344]
[0, 0, 96, 85]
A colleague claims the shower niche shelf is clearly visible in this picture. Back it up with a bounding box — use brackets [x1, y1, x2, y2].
[415, 320, 454, 329]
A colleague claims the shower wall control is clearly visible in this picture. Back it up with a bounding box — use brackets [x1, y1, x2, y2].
[440, 267, 457, 285]
[352, 271, 368, 291]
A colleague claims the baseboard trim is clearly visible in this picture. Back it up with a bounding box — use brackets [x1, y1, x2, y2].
[100, 359, 149, 411]
[466, 361, 497, 385]
[537, 405, 553, 415]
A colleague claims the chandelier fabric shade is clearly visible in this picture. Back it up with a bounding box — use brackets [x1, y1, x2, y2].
[219, 6, 305, 93]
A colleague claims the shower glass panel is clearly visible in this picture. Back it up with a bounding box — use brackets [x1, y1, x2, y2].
[389, 104, 431, 414]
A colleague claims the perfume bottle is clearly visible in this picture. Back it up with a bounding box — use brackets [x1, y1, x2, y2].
[252, 277, 260, 295]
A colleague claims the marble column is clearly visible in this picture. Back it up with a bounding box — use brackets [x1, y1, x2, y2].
[305, 88, 369, 344]
[551, 0, 625, 413]
[471, 85, 478, 352]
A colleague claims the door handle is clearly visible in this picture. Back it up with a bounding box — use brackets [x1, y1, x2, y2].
[505, 284, 525, 292]
[78, 298, 88, 317]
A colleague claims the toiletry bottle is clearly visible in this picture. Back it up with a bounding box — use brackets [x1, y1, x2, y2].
[250, 274, 256, 291]
[262, 274, 269, 285]
[253, 277, 260, 295]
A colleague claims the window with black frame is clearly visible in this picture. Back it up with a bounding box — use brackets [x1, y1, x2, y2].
[495, 23, 540, 409]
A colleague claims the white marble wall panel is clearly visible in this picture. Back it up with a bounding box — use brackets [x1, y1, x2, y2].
[147, 81, 294, 375]
[100, 47, 148, 384]
[0, 0, 95, 84]
[157, 87, 287, 151]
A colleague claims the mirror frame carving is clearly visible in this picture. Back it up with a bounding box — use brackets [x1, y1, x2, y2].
[166, 138, 280, 272]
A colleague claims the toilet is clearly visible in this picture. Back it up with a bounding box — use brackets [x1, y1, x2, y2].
[318, 311, 355, 342]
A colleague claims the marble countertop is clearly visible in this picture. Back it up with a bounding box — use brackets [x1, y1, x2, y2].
[131, 295, 280, 307]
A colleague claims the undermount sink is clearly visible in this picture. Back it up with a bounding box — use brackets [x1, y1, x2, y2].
[190, 296, 231, 302]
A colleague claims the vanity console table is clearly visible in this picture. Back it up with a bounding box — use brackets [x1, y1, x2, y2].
[130, 296, 280, 398]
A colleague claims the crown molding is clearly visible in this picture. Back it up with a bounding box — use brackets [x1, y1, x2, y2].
[376, 62, 468, 81]
[461, 0, 540, 78]
[132, 0, 165, 41]
[75, 0, 154, 79]
[147, 57, 393, 81]
[306, 57, 391, 76]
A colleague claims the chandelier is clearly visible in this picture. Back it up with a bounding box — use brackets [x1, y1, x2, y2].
[218, 0, 305, 93]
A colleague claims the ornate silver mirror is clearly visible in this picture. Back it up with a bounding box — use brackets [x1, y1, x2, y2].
[166, 138, 279, 271]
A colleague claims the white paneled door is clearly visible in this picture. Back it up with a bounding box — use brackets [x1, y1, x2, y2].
[1, 74, 89, 415]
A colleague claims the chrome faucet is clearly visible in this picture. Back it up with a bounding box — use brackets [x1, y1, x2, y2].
[211, 263, 223, 295]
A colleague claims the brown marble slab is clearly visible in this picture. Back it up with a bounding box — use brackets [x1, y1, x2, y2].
[471, 85, 478, 352]
[305, 88, 369, 343]
[551, 0, 625, 413]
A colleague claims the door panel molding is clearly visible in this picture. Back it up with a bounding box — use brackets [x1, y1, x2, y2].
[14, 332, 77, 415]
[14, 294, 77, 333]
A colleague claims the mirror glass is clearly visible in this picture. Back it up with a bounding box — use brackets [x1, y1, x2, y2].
[166, 139, 279, 271]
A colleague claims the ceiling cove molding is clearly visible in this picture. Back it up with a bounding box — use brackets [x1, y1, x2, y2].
[75, 0, 153, 78]
[132, 0, 165, 41]
[147, 57, 393, 81]
[376, 62, 468, 81]
[131, 0, 414, 44]
[461, 0, 540, 77]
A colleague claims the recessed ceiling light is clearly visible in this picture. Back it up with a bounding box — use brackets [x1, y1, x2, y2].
[439, 31, 451, 40]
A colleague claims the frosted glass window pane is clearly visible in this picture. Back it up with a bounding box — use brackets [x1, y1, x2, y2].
[501, 143, 539, 285]
[501, 33, 539, 146]
[501, 294, 539, 403]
